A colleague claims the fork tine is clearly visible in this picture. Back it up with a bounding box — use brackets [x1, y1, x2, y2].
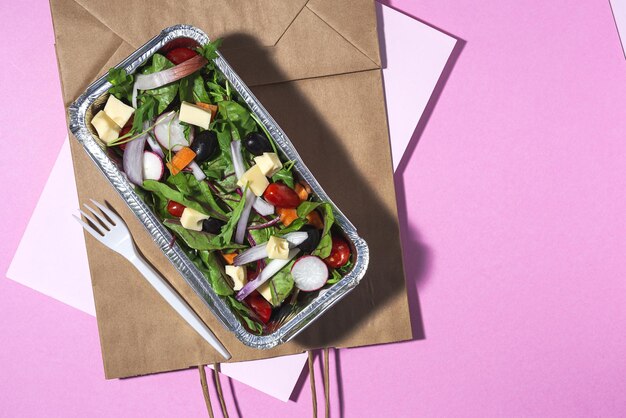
[79, 208, 109, 231]
[83, 204, 112, 229]
[89, 199, 121, 225]
[73, 214, 104, 243]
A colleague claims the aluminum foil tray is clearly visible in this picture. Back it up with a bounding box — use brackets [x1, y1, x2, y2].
[68, 24, 369, 349]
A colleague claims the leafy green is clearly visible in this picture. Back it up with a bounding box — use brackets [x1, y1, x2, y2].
[272, 167, 295, 188]
[196, 38, 223, 62]
[226, 296, 263, 334]
[328, 269, 342, 285]
[142, 179, 209, 215]
[139, 54, 178, 113]
[107, 68, 134, 102]
[166, 173, 226, 217]
[179, 74, 211, 104]
[249, 226, 276, 245]
[164, 220, 245, 251]
[268, 261, 295, 307]
[277, 218, 307, 235]
[296, 201, 335, 258]
[218, 100, 257, 141]
[209, 190, 248, 247]
[131, 96, 159, 133]
[198, 251, 236, 296]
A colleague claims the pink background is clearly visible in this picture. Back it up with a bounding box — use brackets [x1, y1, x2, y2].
[2, 0, 626, 416]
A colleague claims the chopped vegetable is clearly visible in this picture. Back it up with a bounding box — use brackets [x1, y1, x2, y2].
[142, 151, 164, 181]
[323, 236, 350, 268]
[295, 183, 309, 201]
[263, 183, 301, 208]
[277, 207, 298, 226]
[166, 146, 197, 175]
[166, 200, 186, 217]
[133, 54, 207, 108]
[292, 256, 328, 292]
[236, 249, 300, 301]
[221, 252, 238, 265]
[165, 47, 198, 65]
[245, 291, 272, 324]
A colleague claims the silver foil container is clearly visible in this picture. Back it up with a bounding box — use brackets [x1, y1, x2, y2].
[68, 25, 369, 349]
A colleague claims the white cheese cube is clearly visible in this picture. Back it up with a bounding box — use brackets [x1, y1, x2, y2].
[180, 207, 209, 231]
[103, 95, 134, 128]
[253, 152, 283, 177]
[257, 282, 273, 304]
[266, 236, 289, 260]
[225, 265, 247, 291]
[179, 101, 212, 129]
[237, 165, 270, 196]
[91, 110, 121, 144]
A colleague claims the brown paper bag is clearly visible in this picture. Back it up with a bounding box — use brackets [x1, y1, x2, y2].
[50, 0, 413, 378]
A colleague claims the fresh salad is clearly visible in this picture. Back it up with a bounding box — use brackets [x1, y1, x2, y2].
[90, 39, 353, 334]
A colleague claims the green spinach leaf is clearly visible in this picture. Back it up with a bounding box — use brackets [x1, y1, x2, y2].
[268, 261, 295, 307]
[107, 68, 134, 103]
[296, 201, 335, 258]
[164, 220, 245, 251]
[226, 296, 263, 334]
[166, 173, 226, 217]
[272, 167, 295, 188]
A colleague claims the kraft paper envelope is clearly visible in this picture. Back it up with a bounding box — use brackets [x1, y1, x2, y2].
[49, 0, 413, 378]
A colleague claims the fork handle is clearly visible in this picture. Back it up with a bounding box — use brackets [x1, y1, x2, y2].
[128, 254, 231, 360]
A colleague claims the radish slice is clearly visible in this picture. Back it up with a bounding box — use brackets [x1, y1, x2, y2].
[153, 112, 193, 151]
[235, 190, 255, 244]
[230, 140, 275, 215]
[291, 256, 329, 292]
[142, 151, 164, 181]
[236, 249, 300, 301]
[132, 55, 207, 108]
[233, 232, 308, 266]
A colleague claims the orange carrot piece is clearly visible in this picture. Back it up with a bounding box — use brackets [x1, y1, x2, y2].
[196, 102, 218, 119]
[295, 183, 309, 201]
[306, 210, 324, 229]
[277, 208, 299, 227]
[167, 146, 196, 175]
[221, 251, 238, 265]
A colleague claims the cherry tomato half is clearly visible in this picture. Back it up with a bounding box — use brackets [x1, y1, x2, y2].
[323, 236, 351, 268]
[165, 47, 198, 65]
[263, 183, 301, 208]
[246, 291, 272, 324]
[167, 201, 186, 217]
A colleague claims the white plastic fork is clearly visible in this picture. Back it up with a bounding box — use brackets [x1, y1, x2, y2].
[73, 199, 231, 360]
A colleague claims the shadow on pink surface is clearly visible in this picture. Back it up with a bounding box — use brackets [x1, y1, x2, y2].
[392, 33, 465, 342]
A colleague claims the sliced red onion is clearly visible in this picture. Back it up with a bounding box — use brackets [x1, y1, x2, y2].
[132, 55, 207, 108]
[235, 189, 255, 244]
[233, 232, 308, 266]
[146, 133, 164, 158]
[247, 216, 280, 230]
[236, 249, 300, 301]
[188, 161, 206, 181]
[230, 140, 274, 215]
[253, 197, 274, 216]
[230, 140, 245, 178]
[153, 112, 193, 151]
[122, 123, 149, 185]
